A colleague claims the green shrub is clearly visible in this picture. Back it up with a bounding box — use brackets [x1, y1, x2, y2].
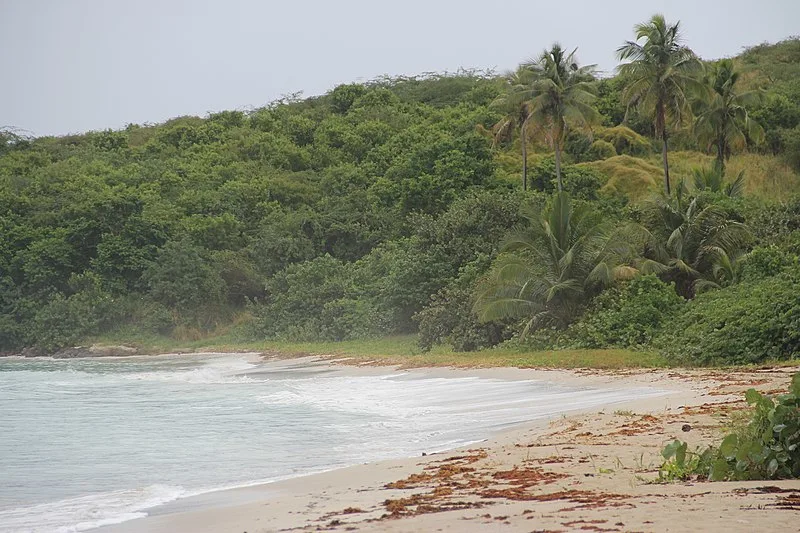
[29, 273, 120, 352]
[660, 373, 800, 481]
[742, 245, 799, 280]
[748, 197, 800, 245]
[561, 275, 684, 349]
[529, 157, 603, 199]
[415, 258, 510, 352]
[318, 298, 386, 340]
[596, 126, 652, 156]
[586, 139, 617, 161]
[249, 254, 370, 341]
[656, 267, 800, 365]
[143, 239, 227, 328]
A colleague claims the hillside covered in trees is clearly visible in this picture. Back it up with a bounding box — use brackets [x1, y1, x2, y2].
[2, 18, 799, 364]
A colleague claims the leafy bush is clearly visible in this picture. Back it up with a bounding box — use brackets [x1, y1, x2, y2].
[415, 258, 510, 352]
[29, 273, 121, 352]
[561, 275, 684, 349]
[528, 157, 603, 199]
[250, 254, 351, 339]
[143, 239, 227, 328]
[660, 373, 800, 481]
[656, 267, 800, 365]
[742, 244, 799, 280]
[747, 197, 800, 244]
[586, 139, 617, 161]
[596, 125, 652, 156]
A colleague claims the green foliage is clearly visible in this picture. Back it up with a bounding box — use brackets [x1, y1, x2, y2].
[415, 258, 511, 352]
[693, 59, 764, 173]
[596, 126, 652, 156]
[249, 254, 387, 341]
[660, 374, 800, 481]
[656, 266, 800, 364]
[528, 157, 604, 199]
[586, 139, 617, 161]
[561, 275, 684, 349]
[525, 44, 600, 191]
[691, 166, 745, 197]
[617, 14, 704, 195]
[28, 273, 121, 351]
[329, 84, 368, 114]
[143, 239, 227, 328]
[741, 244, 799, 280]
[2, 37, 800, 354]
[640, 189, 752, 297]
[475, 192, 642, 334]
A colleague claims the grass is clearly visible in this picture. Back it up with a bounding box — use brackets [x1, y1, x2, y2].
[656, 151, 800, 202]
[579, 155, 660, 201]
[89, 330, 670, 370]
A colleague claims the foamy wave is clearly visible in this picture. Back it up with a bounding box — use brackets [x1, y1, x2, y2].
[0, 484, 186, 533]
[121, 358, 260, 385]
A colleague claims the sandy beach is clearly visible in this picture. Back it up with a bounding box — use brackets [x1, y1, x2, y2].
[94, 361, 800, 533]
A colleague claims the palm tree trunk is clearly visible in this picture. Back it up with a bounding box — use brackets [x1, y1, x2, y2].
[555, 143, 563, 193]
[656, 104, 671, 196]
[715, 140, 726, 177]
[661, 131, 671, 196]
[521, 120, 528, 191]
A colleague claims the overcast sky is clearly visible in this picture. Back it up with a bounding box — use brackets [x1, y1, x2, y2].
[1, 0, 797, 137]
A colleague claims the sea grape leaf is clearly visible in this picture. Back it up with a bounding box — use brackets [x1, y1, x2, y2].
[662, 439, 682, 460]
[710, 458, 731, 481]
[767, 457, 780, 477]
[720, 434, 738, 460]
[675, 441, 687, 467]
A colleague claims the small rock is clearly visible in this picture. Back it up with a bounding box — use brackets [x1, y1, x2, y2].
[682, 424, 692, 432]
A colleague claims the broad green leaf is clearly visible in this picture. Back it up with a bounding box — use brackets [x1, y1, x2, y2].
[710, 458, 731, 481]
[719, 434, 738, 460]
[675, 441, 687, 467]
[662, 439, 682, 460]
[767, 458, 779, 477]
[744, 388, 764, 405]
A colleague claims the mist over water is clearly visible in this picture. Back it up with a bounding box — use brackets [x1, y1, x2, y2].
[0, 354, 669, 532]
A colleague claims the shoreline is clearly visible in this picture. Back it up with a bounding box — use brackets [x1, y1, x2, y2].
[90, 358, 800, 533]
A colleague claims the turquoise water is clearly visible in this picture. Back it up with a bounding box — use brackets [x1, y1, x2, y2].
[0, 354, 668, 532]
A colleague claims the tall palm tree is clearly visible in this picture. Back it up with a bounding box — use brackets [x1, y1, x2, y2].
[489, 67, 536, 190]
[526, 44, 600, 192]
[474, 192, 641, 333]
[617, 14, 703, 196]
[693, 59, 764, 175]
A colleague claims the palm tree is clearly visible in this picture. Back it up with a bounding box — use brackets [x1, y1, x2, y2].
[489, 67, 536, 190]
[691, 166, 745, 197]
[474, 192, 641, 333]
[617, 14, 703, 196]
[641, 185, 752, 297]
[693, 59, 764, 175]
[693, 246, 748, 293]
[526, 44, 600, 192]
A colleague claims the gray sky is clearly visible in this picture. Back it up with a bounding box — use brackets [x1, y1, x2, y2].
[1, 0, 797, 137]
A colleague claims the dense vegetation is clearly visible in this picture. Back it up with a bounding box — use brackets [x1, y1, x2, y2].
[2, 17, 799, 366]
[660, 372, 800, 481]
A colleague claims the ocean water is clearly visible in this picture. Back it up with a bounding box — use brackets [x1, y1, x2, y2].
[0, 354, 669, 532]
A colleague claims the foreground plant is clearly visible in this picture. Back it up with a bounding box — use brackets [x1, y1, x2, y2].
[659, 372, 800, 482]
